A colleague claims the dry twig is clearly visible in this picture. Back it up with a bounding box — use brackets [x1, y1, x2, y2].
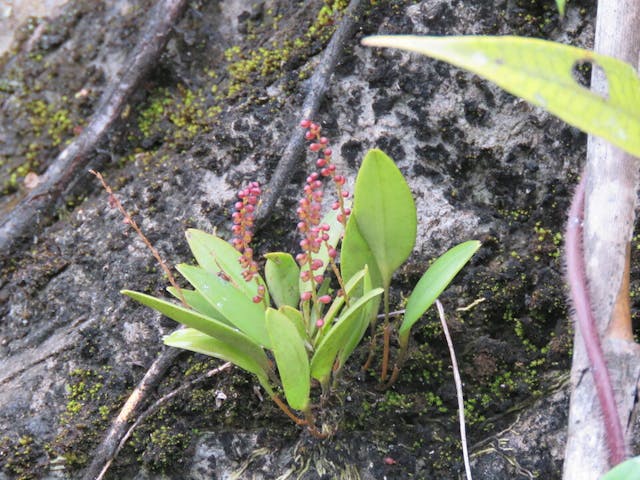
[436, 300, 472, 480]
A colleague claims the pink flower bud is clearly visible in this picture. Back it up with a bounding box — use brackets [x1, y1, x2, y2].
[314, 275, 324, 284]
[318, 295, 332, 304]
[300, 119, 311, 128]
[328, 247, 337, 259]
[316, 158, 327, 167]
[301, 291, 312, 301]
[252, 295, 262, 303]
[319, 137, 329, 145]
[311, 259, 324, 270]
[305, 131, 314, 140]
[316, 318, 325, 328]
[323, 148, 332, 156]
[310, 143, 322, 152]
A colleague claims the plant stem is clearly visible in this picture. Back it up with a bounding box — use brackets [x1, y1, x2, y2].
[380, 287, 391, 382]
[566, 176, 626, 466]
[271, 395, 307, 426]
[436, 300, 472, 480]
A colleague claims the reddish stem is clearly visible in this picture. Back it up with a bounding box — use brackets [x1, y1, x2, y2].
[565, 176, 627, 466]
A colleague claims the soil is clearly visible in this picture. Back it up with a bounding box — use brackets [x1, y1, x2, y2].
[2, 0, 636, 479]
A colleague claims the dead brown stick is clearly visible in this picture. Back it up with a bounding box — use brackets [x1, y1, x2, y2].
[0, 0, 189, 260]
[255, 0, 364, 226]
[94, 362, 233, 480]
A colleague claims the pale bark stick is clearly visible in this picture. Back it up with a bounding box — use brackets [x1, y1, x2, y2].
[563, 1, 640, 477]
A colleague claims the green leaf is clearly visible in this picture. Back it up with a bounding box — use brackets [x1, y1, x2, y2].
[175, 264, 270, 348]
[601, 456, 640, 480]
[399, 240, 481, 341]
[340, 211, 383, 291]
[279, 305, 309, 343]
[265, 308, 310, 411]
[265, 252, 300, 308]
[361, 35, 640, 159]
[185, 229, 269, 304]
[352, 149, 416, 288]
[555, 0, 566, 17]
[122, 290, 271, 372]
[166, 287, 232, 325]
[337, 266, 380, 368]
[164, 328, 270, 381]
[310, 287, 384, 384]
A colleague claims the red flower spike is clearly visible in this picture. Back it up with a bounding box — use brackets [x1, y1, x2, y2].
[231, 181, 261, 282]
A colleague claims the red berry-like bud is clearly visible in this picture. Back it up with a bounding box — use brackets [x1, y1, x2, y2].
[310, 122, 319, 131]
[301, 291, 312, 301]
[321, 168, 330, 177]
[305, 131, 314, 140]
[311, 259, 324, 270]
[314, 275, 324, 284]
[316, 158, 327, 167]
[323, 148, 332, 156]
[328, 247, 337, 259]
[316, 318, 325, 328]
[318, 295, 332, 304]
[342, 191, 350, 198]
[319, 137, 329, 145]
[309, 143, 322, 152]
[253, 295, 262, 303]
[332, 201, 340, 210]
[300, 119, 311, 128]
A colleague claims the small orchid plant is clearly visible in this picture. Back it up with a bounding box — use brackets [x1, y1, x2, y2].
[122, 121, 479, 436]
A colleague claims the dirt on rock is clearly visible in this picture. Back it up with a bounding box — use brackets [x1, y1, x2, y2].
[3, 0, 634, 479]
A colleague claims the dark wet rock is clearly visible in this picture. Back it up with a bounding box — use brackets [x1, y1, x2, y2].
[0, 0, 620, 479]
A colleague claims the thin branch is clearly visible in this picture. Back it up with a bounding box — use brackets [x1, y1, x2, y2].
[255, 0, 364, 226]
[0, 0, 189, 260]
[90, 170, 186, 307]
[436, 300, 472, 480]
[94, 362, 233, 480]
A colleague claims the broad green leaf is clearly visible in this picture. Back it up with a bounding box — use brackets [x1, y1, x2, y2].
[299, 205, 347, 295]
[167, 286, 232, 325]
[601, 456, 640, 480]
[340, 211, 383, 291]
[265, 252, 300, 308]
[280, 305, 309, 343]
[338, 266, 380, 368]
[399, 240, 481, 341]
[164, 328, 269, 379]
[265, 308, 310, 411]
[176, 264, 270, 348]
[310, 287, 384, 383]
[352, 149, 416, 288]
[361, 35, 640, 158]
[122, 290, 271, 372]
[315, 266, 369, 343]
[185, 229, 269, 304]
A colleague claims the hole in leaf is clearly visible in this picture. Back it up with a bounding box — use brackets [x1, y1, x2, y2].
[571, 60, 609, 99]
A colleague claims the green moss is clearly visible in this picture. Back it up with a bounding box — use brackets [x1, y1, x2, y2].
[0, 435, 40, 480]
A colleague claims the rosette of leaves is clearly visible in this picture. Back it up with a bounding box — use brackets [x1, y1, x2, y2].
[123, 207, 382, 436]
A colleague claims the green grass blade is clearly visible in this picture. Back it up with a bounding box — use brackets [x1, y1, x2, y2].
[400, 241, 481, 339]
[362, 35, 640, 158]
[265, 252, 300, 308]
[265, 308, 310, 411]
[352, 149, 416, 287]
[175, 264, 270, 348]
[122, 290, 271, 372]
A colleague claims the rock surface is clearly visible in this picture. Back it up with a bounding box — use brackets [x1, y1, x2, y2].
[3, 0, 632, 479]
